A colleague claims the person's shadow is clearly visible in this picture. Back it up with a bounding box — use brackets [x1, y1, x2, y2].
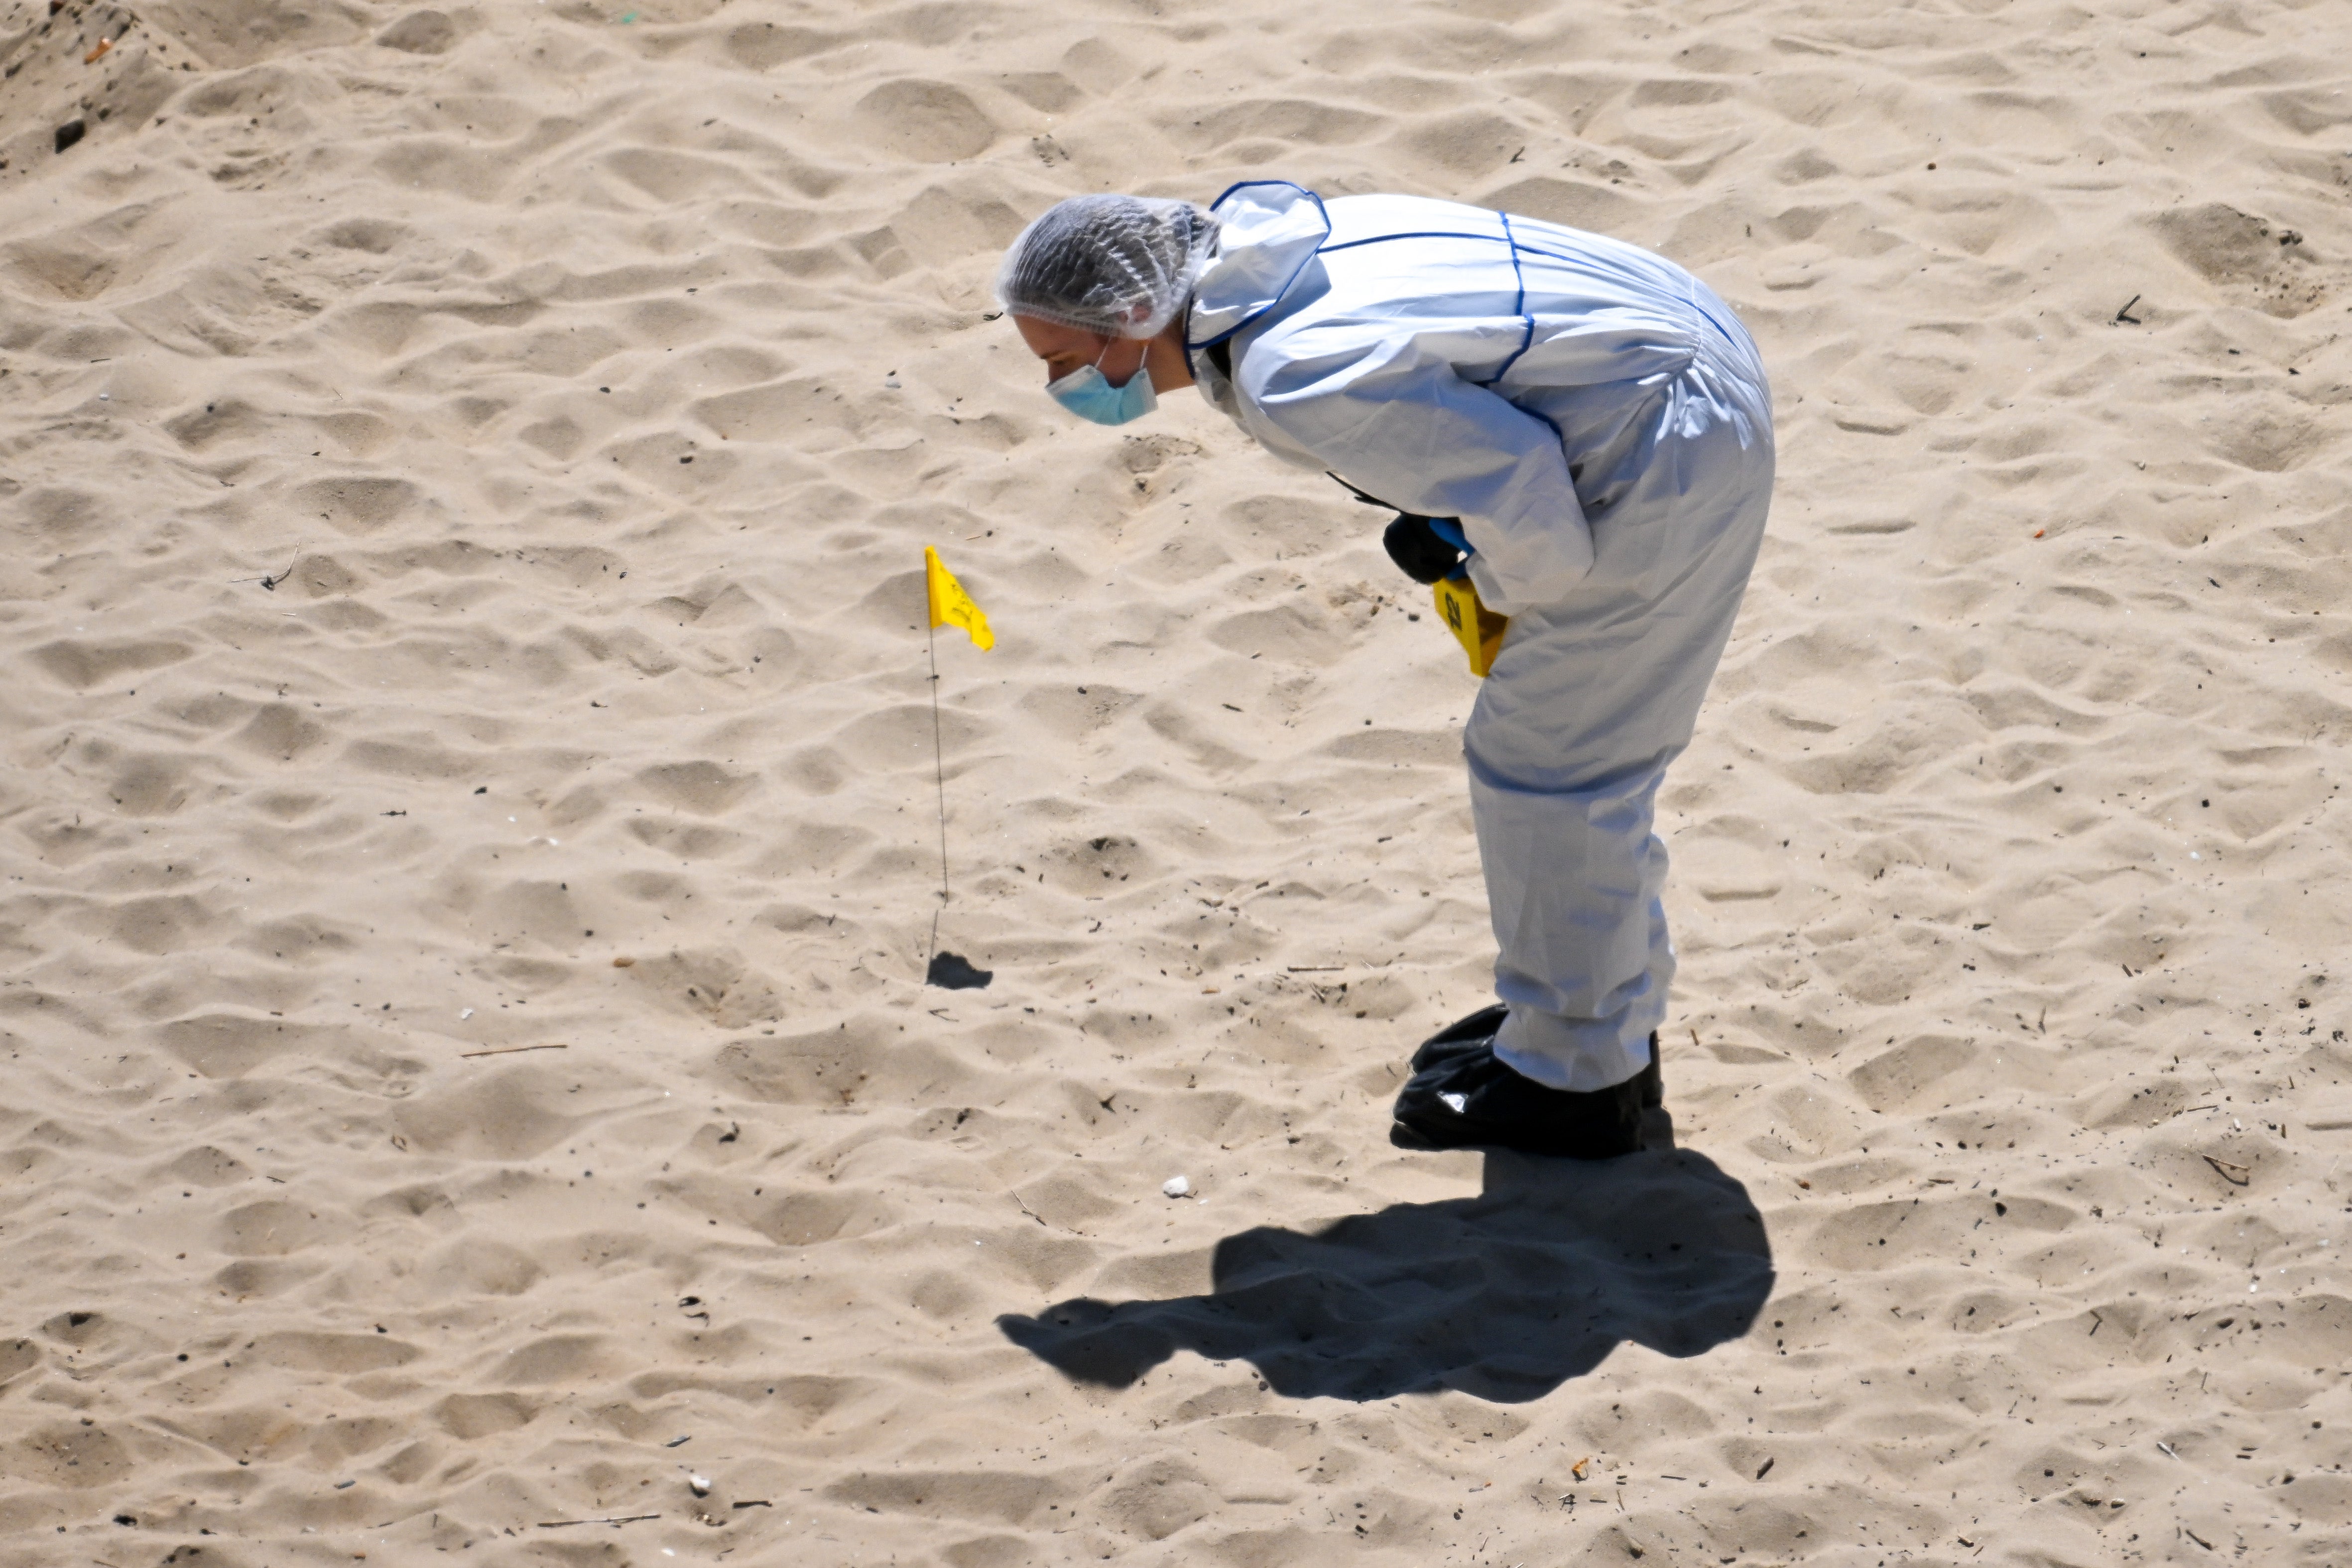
[998, 1138, 1772, 1403]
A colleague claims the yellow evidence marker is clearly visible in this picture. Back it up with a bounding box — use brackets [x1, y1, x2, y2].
[925, 545, 994, 651]
[1432, 574, 1508, 677]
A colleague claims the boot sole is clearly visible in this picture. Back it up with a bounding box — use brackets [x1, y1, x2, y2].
[1388, 1116, 1643, 1160]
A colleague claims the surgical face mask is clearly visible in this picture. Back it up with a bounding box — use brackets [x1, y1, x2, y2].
[1046, 342, 1157, 425]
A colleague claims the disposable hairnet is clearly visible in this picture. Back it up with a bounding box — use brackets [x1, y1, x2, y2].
[994, 195, 1219, 340]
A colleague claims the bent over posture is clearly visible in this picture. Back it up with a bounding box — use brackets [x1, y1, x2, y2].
[996, 183, 1774, 1160]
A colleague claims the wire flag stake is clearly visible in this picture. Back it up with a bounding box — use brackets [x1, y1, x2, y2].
[922, 547, 994, 991]
[926, 616, 950, 955]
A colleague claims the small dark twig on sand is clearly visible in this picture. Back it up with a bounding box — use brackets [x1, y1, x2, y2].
[232, 557, 299, 590]
[2203, 1153, 2251, 1187]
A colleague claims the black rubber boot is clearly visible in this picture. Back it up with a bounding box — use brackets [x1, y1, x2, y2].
[1391, 1032, 1643, 1161]
[1409, 1003, 1507, 1073]
[1413, 1010, 1664, 1107]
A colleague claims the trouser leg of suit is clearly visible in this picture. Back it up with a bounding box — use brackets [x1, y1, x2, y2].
[1465, 334, 1775, 1093]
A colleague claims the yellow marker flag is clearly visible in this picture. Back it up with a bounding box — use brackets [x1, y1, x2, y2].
[1433, 575, 1509, 678]
[925, 545, 994, 651]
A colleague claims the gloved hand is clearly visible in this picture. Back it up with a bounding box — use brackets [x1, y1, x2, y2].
[1329, 473, 1471, 585]
[1383, 513, 1468, 585]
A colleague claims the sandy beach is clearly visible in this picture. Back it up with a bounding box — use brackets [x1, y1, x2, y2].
[5, 0, 2352, 1563]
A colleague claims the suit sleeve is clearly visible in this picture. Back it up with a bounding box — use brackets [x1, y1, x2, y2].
[1240, 322, 1593, 614]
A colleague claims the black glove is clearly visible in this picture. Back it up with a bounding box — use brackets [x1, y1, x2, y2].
[1382, 513, 1467, 585]
[1329, 473, 1466, 586]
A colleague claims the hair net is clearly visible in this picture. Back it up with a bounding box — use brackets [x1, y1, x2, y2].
[994, 194, 1219, 340]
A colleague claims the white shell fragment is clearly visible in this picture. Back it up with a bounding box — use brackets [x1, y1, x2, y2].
[1162, 1175, 1191, 1198]
[689, 1474, 712, 1497]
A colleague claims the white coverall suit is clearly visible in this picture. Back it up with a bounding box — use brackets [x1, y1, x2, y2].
[1186, 182, 1774, 1093]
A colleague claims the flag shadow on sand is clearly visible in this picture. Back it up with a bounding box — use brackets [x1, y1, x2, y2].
[997, 1142, 1772, 1403]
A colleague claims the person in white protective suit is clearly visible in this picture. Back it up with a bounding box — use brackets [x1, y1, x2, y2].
[995, 182, 1773, 1160]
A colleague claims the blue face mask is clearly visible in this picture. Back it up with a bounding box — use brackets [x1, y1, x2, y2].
[1047, 343, 1157, 426]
